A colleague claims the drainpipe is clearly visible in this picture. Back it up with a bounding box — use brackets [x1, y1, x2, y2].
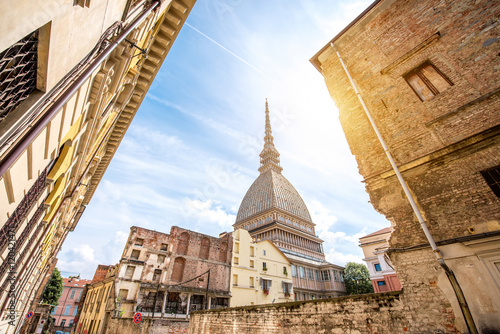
[0, 0, 161, 178]
[331, 43, 478, 334]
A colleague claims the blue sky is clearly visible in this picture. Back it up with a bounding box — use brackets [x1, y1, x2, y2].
[58, 0, 390, 279]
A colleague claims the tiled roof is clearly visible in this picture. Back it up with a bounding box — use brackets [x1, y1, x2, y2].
[236, 169, 312, 223]
[359, 227, 392, 239]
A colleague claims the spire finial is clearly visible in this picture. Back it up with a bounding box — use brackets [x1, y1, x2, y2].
[259, 100, 283, 174]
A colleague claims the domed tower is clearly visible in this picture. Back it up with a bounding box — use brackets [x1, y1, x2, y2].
[233, 101, 346, 300]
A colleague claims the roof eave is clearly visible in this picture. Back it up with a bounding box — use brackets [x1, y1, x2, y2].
[309, 0, 382, 73]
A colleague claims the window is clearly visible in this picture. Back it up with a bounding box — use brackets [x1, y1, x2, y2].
[291, 265, 297, 277]
[377, 281, 387, 286]
[307, 227, 312, 232]
[134, 238, 144, 246]
[219, 241, 228, 263]
[250, 223, 256, 228]
[374, 263, 382, 272]
[234, 257, 239, 265]
[73, 306, 78, 316]
[307, 269, 314, 280]
[300, 225, 306, 230]
[404, 62, 452, 101]
[286, 220, 292, 225]
[199, 237, 210, 260]
[294, 222, 299, 228]
[279, 216, 285, 222]
[234, 242, 239, 254]
[481, 165, 500, 198]
[244, 225, 249, 230]
[131, 249, 140, 259]
[282, 282, 292, 296]
[250, 246, 255, 257]
[315, 270, 321, 281]
[157, 254, 166, 263]
[283, 266, 288, 275]
[177, 232, 190, 255]
[249, 277, 255, 288]
[263, 262, 267, 271]
[266, 217, 272, 222]
[118, 289, 128, 301]
[340, 272, 344, 282]
[60, 319, 66, 327]
[261, 278, 272, 291]
[0, 29, 39, 120]
[160, 243, 168, 251]
[152, 269, 162, 283]
[171, 257, 185, 282]
[299, 267, 305, 278]
[69, 289, 76, 299]
[233, 274, 238, 286]
[263, 250, 266, 256]
[69, 319, 74, 327]
[64, 305, 71, 315]
[258, 220, 263, 226]
[321, 270, 331, 281]
[250, 260, 254, 268]
[124, 265, 135, 279]
[334, 271, 339, 282]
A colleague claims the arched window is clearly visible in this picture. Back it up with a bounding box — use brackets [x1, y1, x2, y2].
[171, 257, 185, 282]
[266, 217, 272, 222]
[177, 232, 190, 255]
[279, 217, 285, 222]
[219, 242, 228, 263]
[199, 237, 210, 260]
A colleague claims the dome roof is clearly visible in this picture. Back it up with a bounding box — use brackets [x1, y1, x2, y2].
[235, 169, 313, 224]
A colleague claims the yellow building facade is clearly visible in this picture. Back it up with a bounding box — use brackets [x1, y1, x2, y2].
[230, 229, 293, 307]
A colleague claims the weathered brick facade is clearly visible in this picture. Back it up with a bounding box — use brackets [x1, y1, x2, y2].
[189, 0, 499, 332]
[309, 0, 500, 332]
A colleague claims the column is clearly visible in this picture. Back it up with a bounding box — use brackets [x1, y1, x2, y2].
[186, 293, 191, 316]
[161, 290, 167, 316]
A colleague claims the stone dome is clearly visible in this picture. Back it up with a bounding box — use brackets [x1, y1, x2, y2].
[235, 169, 313, 224]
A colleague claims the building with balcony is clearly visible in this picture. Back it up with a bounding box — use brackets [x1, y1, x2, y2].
[52, 277, 92, 333]
[359, 227, 401, 293]
[230, 228, 293, 307]
[76, 226, 232, 333]
[233, 101, 346, 300]
[0, 0, 196, 332]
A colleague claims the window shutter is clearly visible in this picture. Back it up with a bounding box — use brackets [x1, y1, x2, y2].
[260, 278, 263, 290]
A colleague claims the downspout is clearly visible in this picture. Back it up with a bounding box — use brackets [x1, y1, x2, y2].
[331, 43, 478, 334]
[0, 0, 161, 178]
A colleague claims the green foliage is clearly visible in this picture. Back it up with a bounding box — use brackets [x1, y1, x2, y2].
[343, 262, 374, 295]
[40, 268, 63, 310]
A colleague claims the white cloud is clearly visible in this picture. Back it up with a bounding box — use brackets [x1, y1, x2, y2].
[183, 198, 236, 230]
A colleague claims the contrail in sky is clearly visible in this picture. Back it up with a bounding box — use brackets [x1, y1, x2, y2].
[185, 22, 267, 77]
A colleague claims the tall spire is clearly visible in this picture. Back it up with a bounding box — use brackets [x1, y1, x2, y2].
[259, 99, 283, 174]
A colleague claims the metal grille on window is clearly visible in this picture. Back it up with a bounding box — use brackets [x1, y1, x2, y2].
[0, 30, 38, 121]
[481, 166, 500, 198]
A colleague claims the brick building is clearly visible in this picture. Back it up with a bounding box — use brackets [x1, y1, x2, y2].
[359, 227, 401, 293]
[76, 226, 232, 334]
[0, 1, 195, 332]
[52, 277, 91, 333]
[311, 0, 500, 332]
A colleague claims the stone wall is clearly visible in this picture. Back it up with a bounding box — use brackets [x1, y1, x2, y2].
[106, 318, 188, 334]
[189, 287, 458, 334]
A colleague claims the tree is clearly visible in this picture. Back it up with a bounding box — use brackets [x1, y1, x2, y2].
[343, 262, 374, 295]
[40, 267, 63, 310]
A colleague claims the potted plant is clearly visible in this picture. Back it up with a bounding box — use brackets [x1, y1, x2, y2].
[283, 268, 288, 276]
[263, 289, 269, 295]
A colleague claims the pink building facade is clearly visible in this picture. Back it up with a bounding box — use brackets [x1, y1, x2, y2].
[52, 277, 92, 333]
